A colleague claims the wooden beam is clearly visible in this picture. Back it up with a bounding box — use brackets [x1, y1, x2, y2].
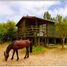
[38, 37, 40, 45]
[23, 19, 26, 38]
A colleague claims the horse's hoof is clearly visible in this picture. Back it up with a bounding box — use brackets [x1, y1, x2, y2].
[27, 56, 29, 58]
[16, 59, 18, 61]
[16, 58, 19, 61]
[24, 57, 26, 59]
[11, 57, 13, 60]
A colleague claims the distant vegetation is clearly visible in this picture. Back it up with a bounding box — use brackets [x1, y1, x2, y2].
[0, 11, 67, 49]
[0, 20, 17, 43]
[43, 11, 67, 48]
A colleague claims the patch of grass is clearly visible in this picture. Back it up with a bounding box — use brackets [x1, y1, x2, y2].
[32, 46, 48, 55]
[19, 46, 48, 55]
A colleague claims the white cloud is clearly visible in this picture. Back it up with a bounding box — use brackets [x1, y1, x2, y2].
[0, 1, 66, 23]
[0, 4, 14, 16]
[49, 5, 67, 18]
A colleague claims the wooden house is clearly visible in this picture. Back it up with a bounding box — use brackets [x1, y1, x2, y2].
[16, 16, 56, 46]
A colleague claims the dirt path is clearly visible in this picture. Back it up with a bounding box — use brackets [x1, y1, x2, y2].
[0, 44, 67, 66]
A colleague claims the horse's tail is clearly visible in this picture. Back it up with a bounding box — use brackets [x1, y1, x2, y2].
[30, 42, 32, 53]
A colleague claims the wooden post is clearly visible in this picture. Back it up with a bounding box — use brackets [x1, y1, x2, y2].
[46, 23, 49, 47]
[34, 20, 38, 46]
[46, 38, 49, 47]
[44, 38, 47, 47]
[37, 25, 40, 46]
[23, 19, 26, 39]
[54, 38, 56, 44]
[66, 39, 67, 45]
[31, 38, 33, 45]
[38, 37, 40, 46]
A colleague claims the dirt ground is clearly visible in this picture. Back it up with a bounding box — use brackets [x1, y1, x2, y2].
[0, 44, 67, 66]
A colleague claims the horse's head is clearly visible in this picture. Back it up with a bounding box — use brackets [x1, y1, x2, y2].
[4, 51, 9, 61]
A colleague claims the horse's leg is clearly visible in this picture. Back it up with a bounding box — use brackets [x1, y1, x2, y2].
[11, 49, 15, 60]
[26, 47, 29, 58]
[16, 50, 19, 61]
[24, 47, 27, 59]
[24, 47, 29, 59]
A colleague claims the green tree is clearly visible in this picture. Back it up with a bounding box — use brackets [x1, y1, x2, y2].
[56, 15, 67, 48]
[63, 17, 67, 24]
[3, 20, 17, 41]
[43, 11, 52, 20]
[0, 20, 17, 43]
[0, 23, 7, 43]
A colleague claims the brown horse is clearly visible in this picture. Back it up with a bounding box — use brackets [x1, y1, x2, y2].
[4, 39, 32, 61]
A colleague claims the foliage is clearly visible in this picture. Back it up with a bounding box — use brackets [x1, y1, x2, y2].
[32, 46, 47, 55]
[55, 15, 67, 48]
[43, 11, 52, 20]
[56, 15, 67, 38]
[0, 20, 17, 43]
[4, 20, 17, 41]
[20, 45, 47, 55]
[43, 11, 67, 48]
[0, 23, 7, 43]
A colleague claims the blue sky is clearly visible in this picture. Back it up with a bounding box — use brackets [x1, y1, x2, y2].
[0, 1, 67, 23]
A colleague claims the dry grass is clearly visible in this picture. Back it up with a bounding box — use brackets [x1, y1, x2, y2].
[0, 43, 67, 66]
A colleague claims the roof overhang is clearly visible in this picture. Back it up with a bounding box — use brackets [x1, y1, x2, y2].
[16, 16, 55, 26]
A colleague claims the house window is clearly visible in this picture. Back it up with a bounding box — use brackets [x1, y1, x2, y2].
[37, 24, 46, 36]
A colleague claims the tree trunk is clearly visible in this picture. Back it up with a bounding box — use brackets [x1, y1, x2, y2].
[62, 38, 65, 48]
